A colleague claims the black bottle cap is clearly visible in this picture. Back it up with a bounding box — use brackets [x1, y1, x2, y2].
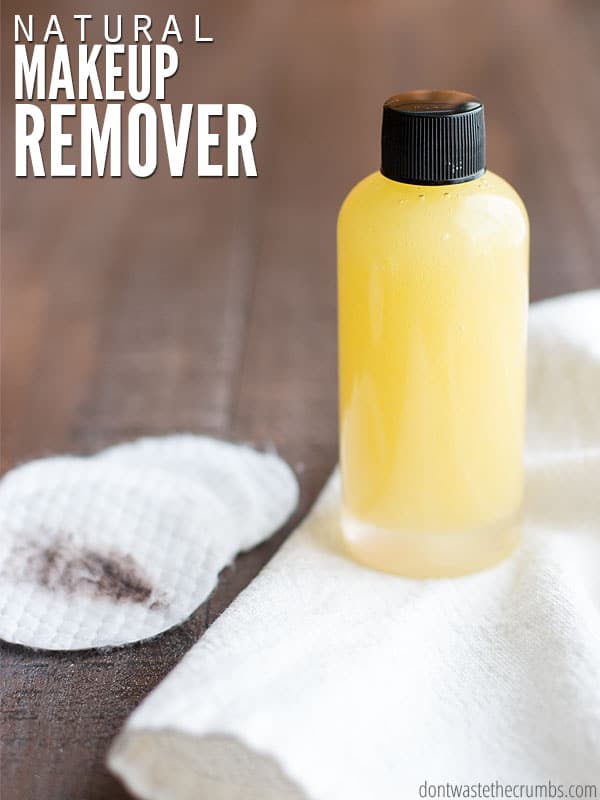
[381, 90, 485, 186]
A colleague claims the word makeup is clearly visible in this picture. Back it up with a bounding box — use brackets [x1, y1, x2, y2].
[14, 14, 258, 178]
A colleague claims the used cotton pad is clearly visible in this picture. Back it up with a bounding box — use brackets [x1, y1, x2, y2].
[0, 441, 298, 650]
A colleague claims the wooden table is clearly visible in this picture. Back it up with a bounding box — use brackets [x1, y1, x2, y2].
[1, 1, 599, 797]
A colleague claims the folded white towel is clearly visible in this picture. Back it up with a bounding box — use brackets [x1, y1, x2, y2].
[109, 291, 600, 799]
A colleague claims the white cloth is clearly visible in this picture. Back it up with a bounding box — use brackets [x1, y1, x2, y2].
[0, 437, 298, 649]
[109, 291, 600, 798]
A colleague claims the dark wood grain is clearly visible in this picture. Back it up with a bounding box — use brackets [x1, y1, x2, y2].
[1, 1, 599, 798]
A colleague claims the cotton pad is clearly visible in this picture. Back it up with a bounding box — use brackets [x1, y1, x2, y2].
[97, 435, 298, 551]
[0, 442, 298, 650]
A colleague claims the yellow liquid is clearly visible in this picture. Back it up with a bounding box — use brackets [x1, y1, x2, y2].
[338, 170, 529, 577]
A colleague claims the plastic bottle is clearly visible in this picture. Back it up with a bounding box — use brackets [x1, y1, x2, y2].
[337, 90, 529, 578]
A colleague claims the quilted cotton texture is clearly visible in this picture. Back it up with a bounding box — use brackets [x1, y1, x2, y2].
[96, 436, 299, 553]
[109, 292, 600, 799]
[0, 440, 298, 650]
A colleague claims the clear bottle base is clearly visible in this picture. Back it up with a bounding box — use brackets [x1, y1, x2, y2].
[341, 508, 520, 578]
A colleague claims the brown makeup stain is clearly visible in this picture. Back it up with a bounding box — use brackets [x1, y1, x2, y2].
[17, 534, 163, 607]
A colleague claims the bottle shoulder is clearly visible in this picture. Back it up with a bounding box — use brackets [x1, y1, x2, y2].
[338, 170, 529, 243]
[480, 171, 529, 222]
